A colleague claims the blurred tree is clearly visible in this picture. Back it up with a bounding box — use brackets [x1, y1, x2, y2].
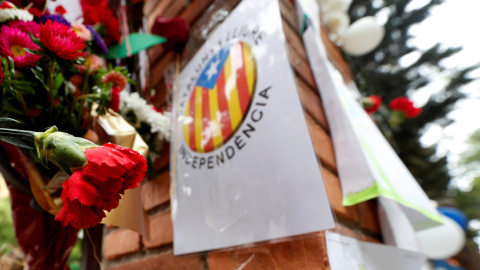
[450, 129, 480, 270]
[346, 0, 479, 199]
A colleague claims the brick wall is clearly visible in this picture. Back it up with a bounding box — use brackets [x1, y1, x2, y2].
[102, 0, 382, 269]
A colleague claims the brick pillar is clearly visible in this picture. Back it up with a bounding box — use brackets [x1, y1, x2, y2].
[102, 0, 382, 269]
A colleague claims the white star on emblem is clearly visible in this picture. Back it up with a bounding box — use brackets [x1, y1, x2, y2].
[205, 59, 220, 80]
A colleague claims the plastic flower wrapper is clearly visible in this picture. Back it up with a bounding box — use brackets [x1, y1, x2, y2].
[0, 122, 148, 229]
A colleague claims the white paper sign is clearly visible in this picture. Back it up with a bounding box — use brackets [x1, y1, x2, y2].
[171, 0, 335, 255]
[47, 0, 83, 23]
[326, 231, 427, 270]
[378, 197, 423, 250]
[300, 25, 441, 230]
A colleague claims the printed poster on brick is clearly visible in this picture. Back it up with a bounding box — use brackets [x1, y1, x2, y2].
[171, 0, 335, 255]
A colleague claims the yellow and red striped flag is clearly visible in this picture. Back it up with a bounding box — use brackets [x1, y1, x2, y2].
[182, 41, 257, 153]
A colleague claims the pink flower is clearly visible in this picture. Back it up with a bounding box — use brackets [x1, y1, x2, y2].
[101, 71, 127, 90]
[0, 25, 41, 68]
[71, 22, 92, 41]
[389, 97, 422, 118]
[7, 20, 40, 36]
[75, 54, 102, 73]
[39, 20, 86, 60]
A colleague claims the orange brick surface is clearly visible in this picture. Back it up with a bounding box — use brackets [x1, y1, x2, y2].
[142, 210, 174, 248]
[208, 233, 329, 270]
[108, 252, 202, 270]
[357, 200, 381, 234]
[103, 229, 141, 260]
[142, 171, 170, 211]
[321, 167, 359, 222]
[305, 114, 337, 171]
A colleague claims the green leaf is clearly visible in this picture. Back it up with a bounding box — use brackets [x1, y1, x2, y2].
[12, 80, 34, 95]
[28, 32, 44, 48]
[0, 136, 33, 149]
[7, 57, 15, 73]
[53, 73, 64, 96]
[23, 48, 44, 56]
[0, 118, 19, 125]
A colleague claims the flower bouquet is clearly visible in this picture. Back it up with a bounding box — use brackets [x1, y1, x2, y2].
[0, 1, 171, 268]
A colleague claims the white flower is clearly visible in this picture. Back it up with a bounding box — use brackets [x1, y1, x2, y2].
[324, 11, 350, 35]
[0, 8, 33, 23]
[66, 81, 77, 94]
[120, 91, 171, 142]
[318, 0, 352, 14]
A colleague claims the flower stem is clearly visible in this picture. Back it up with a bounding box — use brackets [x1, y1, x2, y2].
[17, 92, 29, 118]
[47, 61, 56, 124]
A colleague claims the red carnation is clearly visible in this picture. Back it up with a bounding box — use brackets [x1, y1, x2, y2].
[389, 97, 422, 118]
[80, 0, 120, 45]
[55, 143, 147, 229]
[109, 86, 122, 112]
[39, 20, 86, 60]
[363, 95, 382, 113]
[32, 128, 147, 229]
[151, 16, 190, 53]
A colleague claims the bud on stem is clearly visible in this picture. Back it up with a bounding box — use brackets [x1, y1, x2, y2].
[34, 126, 98, 174]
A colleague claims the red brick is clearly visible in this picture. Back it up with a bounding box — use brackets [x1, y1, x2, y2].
[163, 0, 187, 18]
[103, 229, 141, 260]
[142, 210, 173, 248]
[320, 24, 354, 83]
[147, 46, 165, 67]
[296, 77, 329, 131]
[151, 52, 175, 88]
[282, 20, 307, 60]
[180, 0, 214, 24]
[209, 233, 329, 270]
[152, 80, 168, 108]
[142, 171, 170, 211]
[321, 167, 359, 222]
[286, 41, 318, 91]
[153, 143, 170, 172]
[146, 0, 176, 30]
[143, 0, 160, 17]
[305, 114, 337, 171]
[332, 224, 357, 239]
[108, 252, 202, 270]
[357, 200, 381, 234]
[279, 0, 298, 31]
